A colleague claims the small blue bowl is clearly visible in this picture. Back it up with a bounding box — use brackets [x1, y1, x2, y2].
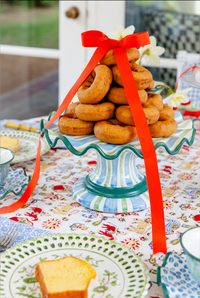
[180, 226, 200, 285]
[0, 147, 14, 185]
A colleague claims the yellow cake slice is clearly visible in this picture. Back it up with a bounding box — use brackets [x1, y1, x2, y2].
[0, 136, 20, 153]
[35, 256, 97, 298]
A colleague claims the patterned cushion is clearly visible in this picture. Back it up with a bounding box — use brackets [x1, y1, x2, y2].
[142, 10, 200, 89]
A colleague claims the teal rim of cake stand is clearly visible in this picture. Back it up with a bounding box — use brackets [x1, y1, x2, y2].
[40, 111, 197, 160]
[83, 173, 148, 198]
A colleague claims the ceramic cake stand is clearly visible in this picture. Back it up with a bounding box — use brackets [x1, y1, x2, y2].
[41, 111, 196, 213]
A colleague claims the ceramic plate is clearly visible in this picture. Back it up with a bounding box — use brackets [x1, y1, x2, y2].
[0, 233, 149, 298]
[157, 252, 200, 298]
[0, 168, 30, 199]
[1, 130, 50, 163]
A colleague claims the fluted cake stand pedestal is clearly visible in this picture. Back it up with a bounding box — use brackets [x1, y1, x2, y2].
[41, 111, 196, 213]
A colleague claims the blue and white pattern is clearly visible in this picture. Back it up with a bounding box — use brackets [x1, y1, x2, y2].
[0, 216, 53, 253]
[72, 151, 150, 213]
[0, 168, 30, 199]
[158, 252, 200, 298]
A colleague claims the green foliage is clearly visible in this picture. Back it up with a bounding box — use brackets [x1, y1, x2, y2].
[28, 0, 58, 8]
[1, 0, 58, 8]
[0, 2, 59, 49]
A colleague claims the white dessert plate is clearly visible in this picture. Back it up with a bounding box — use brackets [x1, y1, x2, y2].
[0, 233, 149, 298]
[0, 130, 50, 163]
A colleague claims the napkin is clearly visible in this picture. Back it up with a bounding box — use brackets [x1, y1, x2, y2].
[157, 252, 200, 298]
[0, 216, 53, 253]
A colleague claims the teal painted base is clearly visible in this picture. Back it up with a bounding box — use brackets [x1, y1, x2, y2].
[72, 151, 150, 213]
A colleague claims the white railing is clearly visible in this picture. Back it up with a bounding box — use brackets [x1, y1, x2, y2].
[0, 45, 60, 59]
[142, 58, 178, 69]
[0, 44, 178, 68]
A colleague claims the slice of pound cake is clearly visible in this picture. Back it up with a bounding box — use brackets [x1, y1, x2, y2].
[35, 256, 97, 298]
[0, 136, 20, 153]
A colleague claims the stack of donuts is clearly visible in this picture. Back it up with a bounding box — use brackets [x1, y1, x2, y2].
[58, 47, 177, 145]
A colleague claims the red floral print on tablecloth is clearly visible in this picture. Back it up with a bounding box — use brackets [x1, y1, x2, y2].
[42, 218, 62, 229]
[121, 237, 141, 250]
[178, 173, 193, 180]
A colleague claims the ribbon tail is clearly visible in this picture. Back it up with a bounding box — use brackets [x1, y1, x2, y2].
[113, 47, 167, 254]
[44, 42, 113, 130]
[0, 137, 42, 214]
[0, 42, 113, 214]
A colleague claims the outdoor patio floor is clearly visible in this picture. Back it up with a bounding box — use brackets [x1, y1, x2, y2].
[0, 70, 59, 121]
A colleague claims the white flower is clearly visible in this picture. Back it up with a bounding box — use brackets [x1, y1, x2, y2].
[163, 88, 192, 108]
[107, 24, 135, 40]
[139, 36, 165, 66]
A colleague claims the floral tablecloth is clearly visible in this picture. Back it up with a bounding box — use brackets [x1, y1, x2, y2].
[0, 117, 200, 298]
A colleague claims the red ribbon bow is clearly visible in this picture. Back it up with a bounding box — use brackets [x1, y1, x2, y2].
[0, 30, 167, 255]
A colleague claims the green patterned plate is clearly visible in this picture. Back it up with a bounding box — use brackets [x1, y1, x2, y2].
[1, 130, 50, 163]
[0, 233, 149, 298]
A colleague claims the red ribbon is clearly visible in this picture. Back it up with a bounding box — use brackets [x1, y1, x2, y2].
[183, 110, 200, 118]
[0, 30, 167, 255]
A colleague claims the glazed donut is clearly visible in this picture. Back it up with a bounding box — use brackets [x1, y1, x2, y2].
[160, 104, 175, 118]
[112, 63, 153, 90]
[146, 93, 163, 111]
[107, 86, 148, 105]
[77, 64, 113, 104]
[116, 104, 159, 126]
[75, 102, 115, 122]
[67, 102, 80, 113]
[100, 48, 140, 66]
[94, 120, 138, 144]
[58, 113, 94, 136]
[148, 113, 177, 138]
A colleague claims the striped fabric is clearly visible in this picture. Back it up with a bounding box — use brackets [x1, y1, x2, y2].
[186, 255, 200, 286]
